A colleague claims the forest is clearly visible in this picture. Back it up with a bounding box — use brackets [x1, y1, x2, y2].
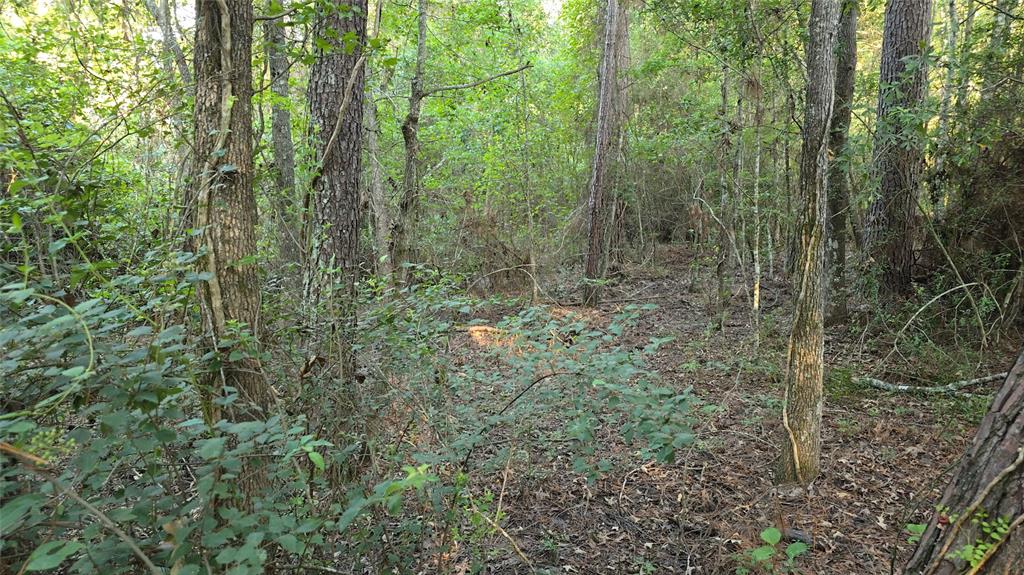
[1, 0, 1023, 572]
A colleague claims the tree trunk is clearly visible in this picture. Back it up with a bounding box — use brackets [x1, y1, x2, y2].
[192, 0, 272, 494]
[865, 0, 933, 296]
[264, 1, 300, 265]
[905, 349, 1024, 574]
[777, 0, 840, 486]
[826, 0, 857, 324]
[304, 0, 368, 367]
[365, 93, 392, 278]
[716, 65, 733, 327]
[145, 0, 192, 87]
[391, 0, 429, 280]
[583, 0, 621, 306]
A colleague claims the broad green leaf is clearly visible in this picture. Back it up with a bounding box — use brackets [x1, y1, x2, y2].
[26, 540, 83, 571]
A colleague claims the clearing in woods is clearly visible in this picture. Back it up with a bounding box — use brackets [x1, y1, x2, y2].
[444, 244, 1001, 574]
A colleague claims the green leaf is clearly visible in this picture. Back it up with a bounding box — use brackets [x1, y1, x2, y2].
[307, 451, 325, 471]
[26, 540, 84, 571]
[760, 526, 782, 545]
[0, 493, 45, 533]
[785, 541, 809, 560]
[198, 436, 228, 459]
[750, 545, 775, 563]
[337, 498, 366, 531]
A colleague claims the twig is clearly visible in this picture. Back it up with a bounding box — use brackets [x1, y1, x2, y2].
[0, 445, 163, 575]
[854, 372, 1007, 395]
[280, 565, 344, 574]
[461, 371, 579, 468]
[468, 500, 534, 568]
[423, 63, 532, 97]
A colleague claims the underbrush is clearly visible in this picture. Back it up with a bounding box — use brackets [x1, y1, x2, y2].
[1, 258, 696, 573]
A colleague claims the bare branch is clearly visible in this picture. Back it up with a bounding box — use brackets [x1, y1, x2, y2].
[423, 63, 532, 97]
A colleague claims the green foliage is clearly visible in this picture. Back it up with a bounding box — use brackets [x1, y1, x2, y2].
[734, 527, 810, 575]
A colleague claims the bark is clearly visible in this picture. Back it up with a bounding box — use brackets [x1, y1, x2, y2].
[826, 0, 857, 323]
[192, 0, 272, 492]
[777, 0, 840, 486]
[905, 350, 1024, 574]
[865, 0, 934, 296]
[716, 65, 733, 325]
[304, 0, 368, 367]
[264, 1, 299, 264]
[583, 0, 622, 306]
[391, 0, 429, 279]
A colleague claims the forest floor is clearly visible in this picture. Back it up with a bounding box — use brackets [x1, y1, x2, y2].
[438, 244, 1016, 575]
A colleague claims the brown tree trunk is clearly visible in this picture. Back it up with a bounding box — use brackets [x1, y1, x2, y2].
[777, 0, 840, 486]
[304, 0, 368, 367]
[716, 65, 733, 327]
[264, 1, 300, 264]
[192, 0, 273, 492]
[391, 0, 429, 280]
[905, 350, 1024, 574]
[583, 0, 621, 306]
[865, 0, 933, 296]
[826, 0, 857, 323]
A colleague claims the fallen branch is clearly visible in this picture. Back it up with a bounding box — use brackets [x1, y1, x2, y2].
[855, 372, 1007, 395]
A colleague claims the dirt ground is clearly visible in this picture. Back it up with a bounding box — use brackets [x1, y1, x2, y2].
[440, 244, 1017, 574]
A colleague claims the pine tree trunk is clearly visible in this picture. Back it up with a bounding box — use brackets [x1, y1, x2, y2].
[716, 66, 733, 327]
[583, 0, 621, 306]
[777, 0, 840, 486]
[826, 0, 857, 324]
[305, 0, 368, 370]
[264, 1, 300, 264]
[905, 350, 1024, 574]
[192, 0, 273, 496]
[865, 0, 933, 296]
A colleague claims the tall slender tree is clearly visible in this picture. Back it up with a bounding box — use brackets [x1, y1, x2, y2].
[264, 0, 299, 263]
[778, 0, 841, 486]
[865, 0, 934, 295]
[583, 0, 622, 305]
[826, 0, 858, 323]
[192, 0, 272, 495]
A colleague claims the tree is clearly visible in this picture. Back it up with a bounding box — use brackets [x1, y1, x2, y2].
[905, 349, 1024, 573]
[583, 0, 623, 305]
[390, 0, 429, 279]
[264, 0, 300, 264]
[777, 0, 840, 486]
[304, 0, 368, 320]
[191, 0, 273, 492]
[865, 0, 934, 295]
[144, 0, 191, 87]
[826, 0, 857, 323]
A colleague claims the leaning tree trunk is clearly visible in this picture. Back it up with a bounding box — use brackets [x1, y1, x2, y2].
[905, 350, 1024, 574]
[264, 0, 300, 265]
[582, 0, 621, 306]
[865, 0, 933, 296]
[192, 0, 273, 498]
[305, 0, 368, 373]
[826, 0, 857, 324]
[777, 0, 840, 486]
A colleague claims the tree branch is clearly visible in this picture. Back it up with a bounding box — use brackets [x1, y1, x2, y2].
[423, 63, 532, 97]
